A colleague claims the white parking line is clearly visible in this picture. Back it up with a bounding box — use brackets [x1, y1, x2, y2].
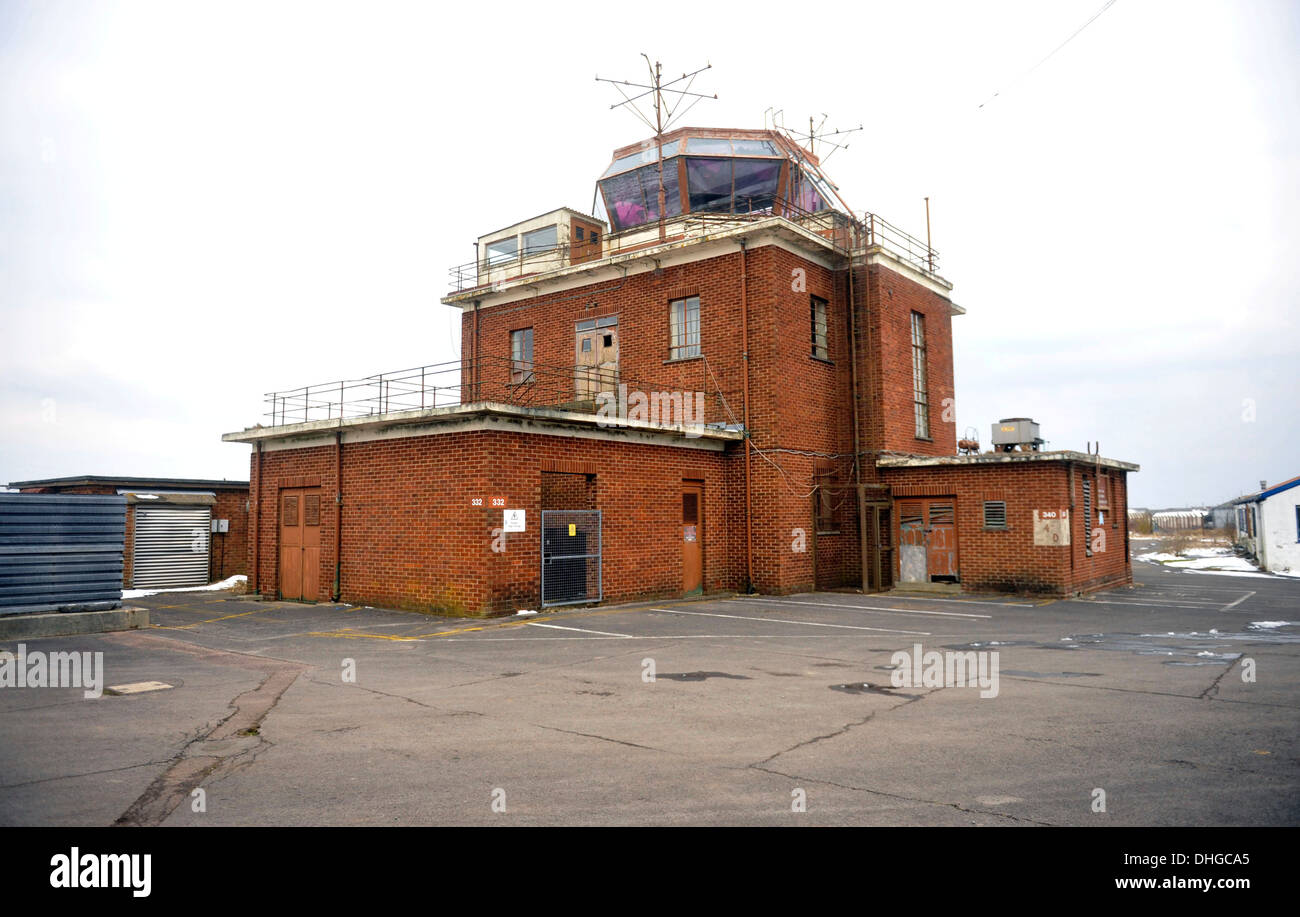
[652, 608, 930, 636]
[1221, 591, 1256, 611]
[741, 597, 991, 619]
[527, 622, 633, 638]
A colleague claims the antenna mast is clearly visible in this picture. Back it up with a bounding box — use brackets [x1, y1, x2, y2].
[597, 57, 717, 241]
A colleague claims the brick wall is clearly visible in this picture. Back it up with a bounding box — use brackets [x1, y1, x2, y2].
[249, 429, 742, 615]
[879, 461, 1131, 595]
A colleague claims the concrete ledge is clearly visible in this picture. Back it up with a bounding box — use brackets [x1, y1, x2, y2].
[0, 607, 150, 640]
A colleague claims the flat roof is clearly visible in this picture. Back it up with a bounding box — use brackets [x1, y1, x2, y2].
[9, 475, 249, 490]
[877, 450, 1139, 473]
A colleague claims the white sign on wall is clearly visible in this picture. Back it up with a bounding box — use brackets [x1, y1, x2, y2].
[503, 509, 526, 532]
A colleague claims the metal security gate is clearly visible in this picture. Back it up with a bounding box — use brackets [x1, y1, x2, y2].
[541, 510, 601, 607]
[0, 494, 126, 615]
[132, 505, 210, 589]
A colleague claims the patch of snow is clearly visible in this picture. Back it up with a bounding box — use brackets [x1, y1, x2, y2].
[1248, 621, 1298, 630]
[123, 574, 247, 599]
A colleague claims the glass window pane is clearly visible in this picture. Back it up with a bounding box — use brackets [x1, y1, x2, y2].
[601, 140, 681, 177]
[686, 158, 733, 213]
[687, 137, 732, 155]
[732, 159, 781, 214]
[522, 225, 557, 255]
[600, 171, 647, 232]
[638, 160, 681, 222]
[731, 139, 776, 156]
[486, 237, 518, 264]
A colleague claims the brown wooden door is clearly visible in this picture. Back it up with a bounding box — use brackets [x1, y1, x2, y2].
[279, 488, 322, 601]
[925, 501, 958, 581]
[682, 482, 703, 594]
[896, 498, 958, 584]
[571, 219, 601, 264]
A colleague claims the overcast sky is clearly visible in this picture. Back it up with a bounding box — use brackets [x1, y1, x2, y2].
[1, 0, 1296, 508]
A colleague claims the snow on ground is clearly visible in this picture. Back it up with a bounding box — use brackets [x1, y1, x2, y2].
[123, 574, 247, 599]
[1136, 547, 1278, 577]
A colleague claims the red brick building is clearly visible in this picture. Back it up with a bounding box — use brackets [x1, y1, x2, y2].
[7, 475, 249, 588]
[224, 127, 1136, 614]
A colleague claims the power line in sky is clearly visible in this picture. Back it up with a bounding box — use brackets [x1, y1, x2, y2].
[978, 0, 1120, 110]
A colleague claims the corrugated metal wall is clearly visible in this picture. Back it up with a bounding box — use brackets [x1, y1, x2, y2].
[0, 493, 126, 615]
[132, 505, 210, 589]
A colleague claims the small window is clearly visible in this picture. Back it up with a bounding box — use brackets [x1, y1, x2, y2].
[283, 494, 298, 527]
[983, 501, 1007, 529]
[522, 225, 558, 255]
[486, 237, 518, 265]
[510, 328, 534, 384]
[575, 227, 585, 241]
[304, 494, 320, 526]
[811, 296, 828, 360]
[581, 338, 591, 352]
[590, 231, 599, 245]
[670, 296, 701, 359]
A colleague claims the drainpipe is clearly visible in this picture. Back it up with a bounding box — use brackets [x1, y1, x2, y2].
[473, 299, 481, 400]
[252, 439, 263, 596]
[846, 232, 866, 591]
[740, 241, 754, 593]
[333, 430, 343, 602]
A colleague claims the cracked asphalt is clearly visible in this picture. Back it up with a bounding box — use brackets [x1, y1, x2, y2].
[1, 557, 1297, 826]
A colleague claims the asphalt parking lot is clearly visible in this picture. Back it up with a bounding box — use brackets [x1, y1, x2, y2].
[1, 560, 1297, 826]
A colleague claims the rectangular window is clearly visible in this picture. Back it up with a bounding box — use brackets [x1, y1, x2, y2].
[510, 328, 534, 384]
[670, 296, 701, 360]
[486, 237, 518, 265]
[810, 296, 828, 361]
[522, 225, 558, 255]
[983, 501, 1007, 529]
[911, 311, 930, 439]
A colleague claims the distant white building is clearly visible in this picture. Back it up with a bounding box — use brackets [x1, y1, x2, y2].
[1233, 475, 1300, 574]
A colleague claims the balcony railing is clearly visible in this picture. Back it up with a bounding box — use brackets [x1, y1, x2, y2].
[261, 355, 744, 432]
[446, 207, 939, 294]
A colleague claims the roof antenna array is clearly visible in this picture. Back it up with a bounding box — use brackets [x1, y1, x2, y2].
[596, 56, 717, 241]
[772, 112, 863, 163]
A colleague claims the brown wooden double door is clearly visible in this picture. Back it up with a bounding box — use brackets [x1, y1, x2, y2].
[897, 498, 959, 584]
[280, 487, 322, 601]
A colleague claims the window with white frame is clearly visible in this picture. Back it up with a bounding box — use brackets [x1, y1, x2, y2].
[670, 296, 701, 360]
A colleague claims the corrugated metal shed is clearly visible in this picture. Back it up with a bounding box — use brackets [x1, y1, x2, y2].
[0, 493, 126, 615]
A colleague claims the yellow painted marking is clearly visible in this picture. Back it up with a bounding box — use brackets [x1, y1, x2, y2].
[151, 606, 280, 630]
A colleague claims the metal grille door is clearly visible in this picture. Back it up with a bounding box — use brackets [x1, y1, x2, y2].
[541, 510, 601, 607]
[132, 506, 211, 589]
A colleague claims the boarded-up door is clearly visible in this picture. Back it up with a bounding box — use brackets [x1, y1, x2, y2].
[682, 482, 703, 594]
[575, 322, 619, 401]
[280, 488, 321, 601]
[899, 501, 926, 583]
[896, 498, 959, 584]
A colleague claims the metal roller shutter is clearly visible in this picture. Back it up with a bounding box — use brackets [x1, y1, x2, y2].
[132, 506, 210, 588]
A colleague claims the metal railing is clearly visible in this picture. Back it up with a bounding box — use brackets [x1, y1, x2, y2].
[262, 355, 744, 430]
[446, 206, 938, 294]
